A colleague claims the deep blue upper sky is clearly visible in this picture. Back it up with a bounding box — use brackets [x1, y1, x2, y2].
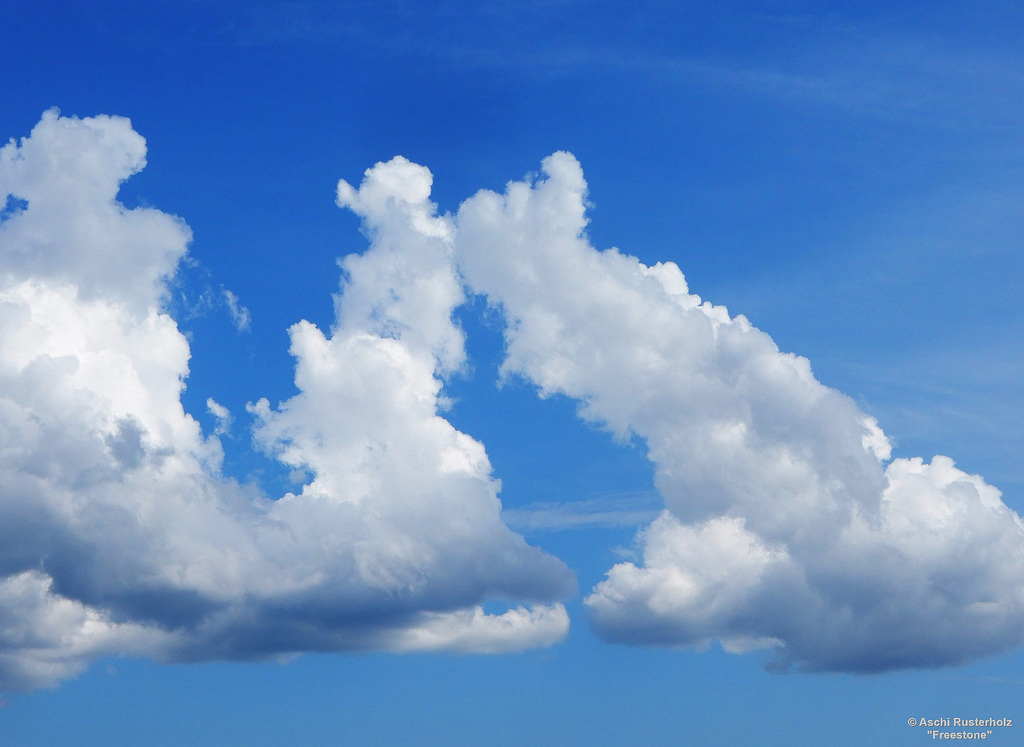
[2, 2, 1023, 744]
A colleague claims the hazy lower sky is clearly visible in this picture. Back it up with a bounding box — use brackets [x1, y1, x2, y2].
[2, 2, 1023, 744]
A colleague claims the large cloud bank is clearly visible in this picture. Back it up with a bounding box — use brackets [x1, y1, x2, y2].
[0, 111, 571, 691]
[453, 153, 1024, 673]
[1, 112, 1022, 690]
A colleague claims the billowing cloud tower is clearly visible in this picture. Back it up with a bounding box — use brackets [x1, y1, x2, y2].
[0, 112, 571, 691]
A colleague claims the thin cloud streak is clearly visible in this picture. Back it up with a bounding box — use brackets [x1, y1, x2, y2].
[502, 494, 662, 531]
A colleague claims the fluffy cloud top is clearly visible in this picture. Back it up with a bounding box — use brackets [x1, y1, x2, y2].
[453, 153, 1024, 672]
[0, 110, 187, 312]
[0, 112, 570, 691]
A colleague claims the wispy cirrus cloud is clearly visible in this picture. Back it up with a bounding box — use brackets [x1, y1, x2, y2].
[502, 494, 662, 532]
[222, 288, 250, 332]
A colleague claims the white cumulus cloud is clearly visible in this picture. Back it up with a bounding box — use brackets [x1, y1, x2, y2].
[453, 152, 1024, 672]
[0, 112, 571, 691]
[3, 108, 1020, 689]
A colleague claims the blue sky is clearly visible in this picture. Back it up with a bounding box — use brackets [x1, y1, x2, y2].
[1, 1, 1023, 744]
